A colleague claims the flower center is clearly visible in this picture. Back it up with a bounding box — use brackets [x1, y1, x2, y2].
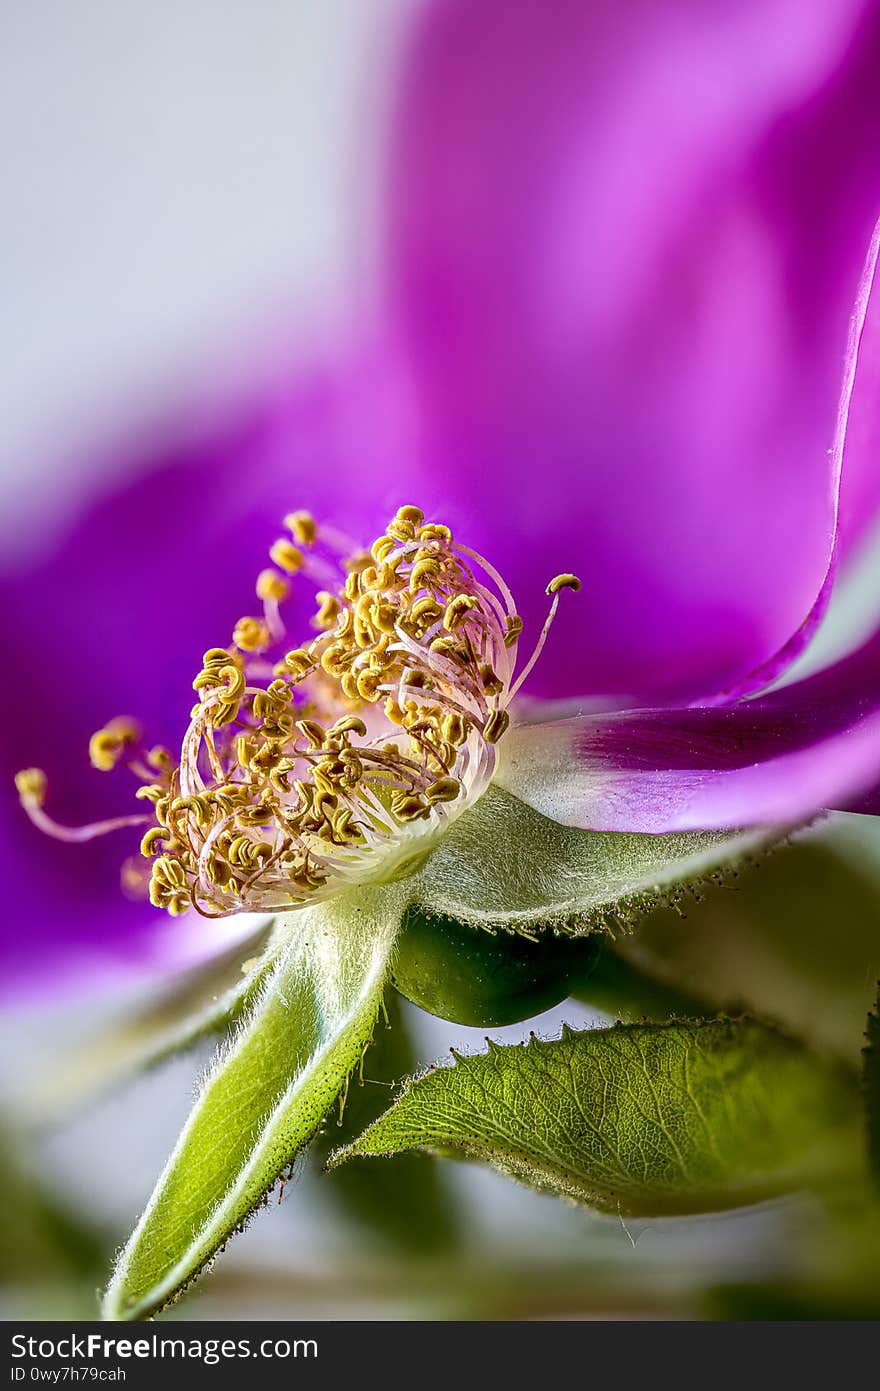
[16, 505, 579, 919]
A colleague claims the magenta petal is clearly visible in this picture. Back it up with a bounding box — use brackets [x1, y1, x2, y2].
[497, 623, 880, 832]
[390, 0, 880, 702]
[703, 213, 880, 703]
[0, 343, 420, 990]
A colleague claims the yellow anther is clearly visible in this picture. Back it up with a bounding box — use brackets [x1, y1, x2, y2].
[410, 557, 442, 591]
[262, 712, 294, 741]
[314, 591, 341, 629]
[410, 596, 443, 626]
[296, 719, 326, 750]
[396, 504, 425, 526]
[89, 719, 138, 772]
[426, 776, 461, 804]
[417, 523, 452, 544]
[140, 826, 166, 857]
[391, 793, 430, 822]
[384, 697, 405, 725]
[14, 767, 47, 806]
[153, 854, 186, 888]
[283, 648, 313, 676]
[441, 713, 468, 746]
[483, 709, 510, 743]
[232, 616, 270, 652]
[443, 593, 480, 631]
[371, 535, 396, 563]
[329, 716, 367, 740]
[479, 662, 504, 695]
[386, 517, 416, 543]
[320, 642, 352, 677]
[340, 671, 360, 701]
[210, 701, 240, 729]
[265, 679, 291, 704]
[252, 689, 284, 719]
[401, 667, 429, 690]
[428, 635, 461, 658]
[135, 783, 164, 803]
[269, 539, 304, 574]
[370, 601, 398, 636]
[331, 807, 359, 842]
[356, 669, 383, 702]
[212, 664, 246, 699]
[256, 568, 289, 602]
[504, 614, 524, 648]
[284, 510, 317, 546]
[353, 615, 373, 650]
[546, 573, 582, 595]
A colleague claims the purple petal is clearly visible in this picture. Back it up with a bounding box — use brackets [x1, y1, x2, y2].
[0, 343, 419, 992]
[497, 623, 880, 832]
[389, 0, 880, 702]
[702, 213, 880, 702]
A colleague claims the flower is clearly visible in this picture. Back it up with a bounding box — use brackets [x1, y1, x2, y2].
[5, 0, 880, 986]
[13, 194, 880, 938]
[17, 505, 579, 921]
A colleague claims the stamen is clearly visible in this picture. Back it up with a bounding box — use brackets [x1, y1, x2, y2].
[16, 505, 579, 921]
[508, 573, 582, 700]
[15, 768, 150, 843]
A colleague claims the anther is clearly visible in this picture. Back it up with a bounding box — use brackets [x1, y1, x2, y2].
[314, 592, 341, 629]
[396, 505, 425, 527]
[233, 616, 270, 652]
[14, 767, 47, 806]
[546, 573, 582, 595]
[504, 614, 524, 648]
[483, 709, 510, 743]
[256, 569, 289, 602]
[284, 510, 317, 546]
[426, 776, 461, 804]
[443, 594, 480, 631]
[269, 539, 305, 574]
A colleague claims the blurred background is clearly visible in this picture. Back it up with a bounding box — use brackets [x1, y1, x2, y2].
[3, 0, 880, 1320]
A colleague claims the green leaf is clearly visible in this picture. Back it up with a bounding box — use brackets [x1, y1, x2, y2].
[312, 991, 460, 1253]
[333, 1020, 862, 1217]
[865, 983, 880, 1189]
[29, 918, 285, 1124]
[409, 785, 770, 934]
[613, 828, 880, 1059]
[103, 882, 407, 1322]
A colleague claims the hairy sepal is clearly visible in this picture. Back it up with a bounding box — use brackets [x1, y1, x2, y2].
[104, 882, 407, 1321]
[409, 785, 773, 935]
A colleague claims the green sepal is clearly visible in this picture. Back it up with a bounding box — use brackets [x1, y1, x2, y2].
[333, 1019, 862, 1217]
[104, 882, 407, 1321]
[409, 785, 771, 935]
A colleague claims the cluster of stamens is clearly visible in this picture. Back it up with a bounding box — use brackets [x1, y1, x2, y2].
[16, 506, 578, 919]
